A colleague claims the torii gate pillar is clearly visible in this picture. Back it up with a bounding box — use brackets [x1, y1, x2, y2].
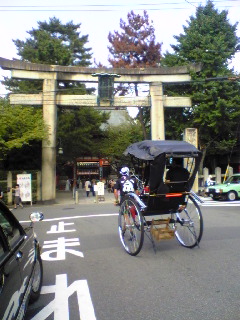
[42, 76, 57, 201]
[150, 82, 164, 140]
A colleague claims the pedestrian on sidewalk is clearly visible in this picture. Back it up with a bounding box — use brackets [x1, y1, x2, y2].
[65, 178, 71, 191]
[12, 184, 23, 209]
[110, 179, 116, 193]
[90, 179, 96, 196]
[85, 179, 91, 197]
[0, 185, 4, 202]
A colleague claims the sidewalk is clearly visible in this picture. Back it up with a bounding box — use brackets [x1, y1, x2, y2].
[55, 188, 115, 205]
[56, 189, 206, 206]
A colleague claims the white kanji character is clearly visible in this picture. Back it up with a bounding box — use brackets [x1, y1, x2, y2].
[41, 237, 83, 261]
[31, 274, 96, 320]
[47, 221, 76, 234]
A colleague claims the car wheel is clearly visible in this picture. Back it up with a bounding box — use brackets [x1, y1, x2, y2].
[29, 253, 43, 303]
[227, 191, 237, 201]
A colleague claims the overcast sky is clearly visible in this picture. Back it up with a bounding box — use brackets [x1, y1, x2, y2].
[0, 0, 239, 95]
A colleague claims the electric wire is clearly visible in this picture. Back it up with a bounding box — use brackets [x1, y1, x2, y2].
[0, 1, 239, 12]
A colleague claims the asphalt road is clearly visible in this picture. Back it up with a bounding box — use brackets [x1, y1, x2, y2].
[13, 199, 240, 320]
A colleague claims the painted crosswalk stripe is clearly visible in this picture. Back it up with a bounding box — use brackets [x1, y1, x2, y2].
[198, 197, 240, 207]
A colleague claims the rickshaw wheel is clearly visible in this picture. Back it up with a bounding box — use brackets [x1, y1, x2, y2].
[118, 195, 144, 256]
[175, 195, 203, 248]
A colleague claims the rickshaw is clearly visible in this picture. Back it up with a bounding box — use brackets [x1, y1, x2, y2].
[118, 140, 203, 256]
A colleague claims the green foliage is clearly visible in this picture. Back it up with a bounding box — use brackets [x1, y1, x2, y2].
[2, 17, 109, 171]
[99, 119, 144, 165]
[0, 98, 48, 159]
[4, 17, 93, 93]
[4, 142, 42, 170]
[170, 1, 238, 75]
[164, 107, 190, 140]
[161, 1, 240, 159]
[14, 17, 92, 66]
[57, 107, 110, 161]
[191, 80, 240, 152]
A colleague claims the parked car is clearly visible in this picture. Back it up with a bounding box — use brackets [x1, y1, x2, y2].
[0, 200, 43, 320]
[206, 173, 240, 201]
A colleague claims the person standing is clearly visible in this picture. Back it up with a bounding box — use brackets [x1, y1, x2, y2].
[114, 167, 138, 205]
[12, 184, 23, 209]
[85, 179, 91, 197]
[107, 179, 112, 193]
[110, 179, 116, 193]
[91, 179, 96, 196]
[0, 186, 4, 202]
[65, 178, 71, 191]
[77, 176, 81, 189]
[205, 175, 215, 187]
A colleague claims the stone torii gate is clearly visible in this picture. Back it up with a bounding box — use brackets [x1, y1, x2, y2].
[0, 57, 201, 201]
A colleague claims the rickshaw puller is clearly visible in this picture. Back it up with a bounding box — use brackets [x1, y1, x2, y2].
[114, 167, 138, 205]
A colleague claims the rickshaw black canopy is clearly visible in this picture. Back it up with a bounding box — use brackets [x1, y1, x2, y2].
[124, 140, 202, 197]
[123, 140, 201, 160]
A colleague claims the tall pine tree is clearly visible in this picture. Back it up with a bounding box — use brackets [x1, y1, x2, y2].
[162, 1, 240, 171]
[4, 17, 92, 93]
[3, 17, 109, 168]
[107, 11, 162, 138]
[108, 10, 161, 68]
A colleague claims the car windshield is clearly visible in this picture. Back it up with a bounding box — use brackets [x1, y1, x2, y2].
[224, 176, 240, 184]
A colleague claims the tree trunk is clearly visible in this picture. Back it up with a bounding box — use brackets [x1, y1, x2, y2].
[199, 146, 207, 175]
[138, 107, 147, 139]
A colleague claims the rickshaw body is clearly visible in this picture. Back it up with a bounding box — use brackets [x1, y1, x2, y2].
[118, 140, 203, 256]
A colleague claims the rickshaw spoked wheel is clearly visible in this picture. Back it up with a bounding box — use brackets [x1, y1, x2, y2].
[175, 195, 203, 248]
[118, 195, 144, 256]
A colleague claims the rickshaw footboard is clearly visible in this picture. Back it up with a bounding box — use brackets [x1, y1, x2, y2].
[150, 218, 175, 241]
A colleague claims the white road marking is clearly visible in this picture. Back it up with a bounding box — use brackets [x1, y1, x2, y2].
[47, 221, 76, 233]
[41, 237, 84, 261]
[31, 274, 97, 320]
[198, 197, 240, 207]
[20, 213, 118, 224]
